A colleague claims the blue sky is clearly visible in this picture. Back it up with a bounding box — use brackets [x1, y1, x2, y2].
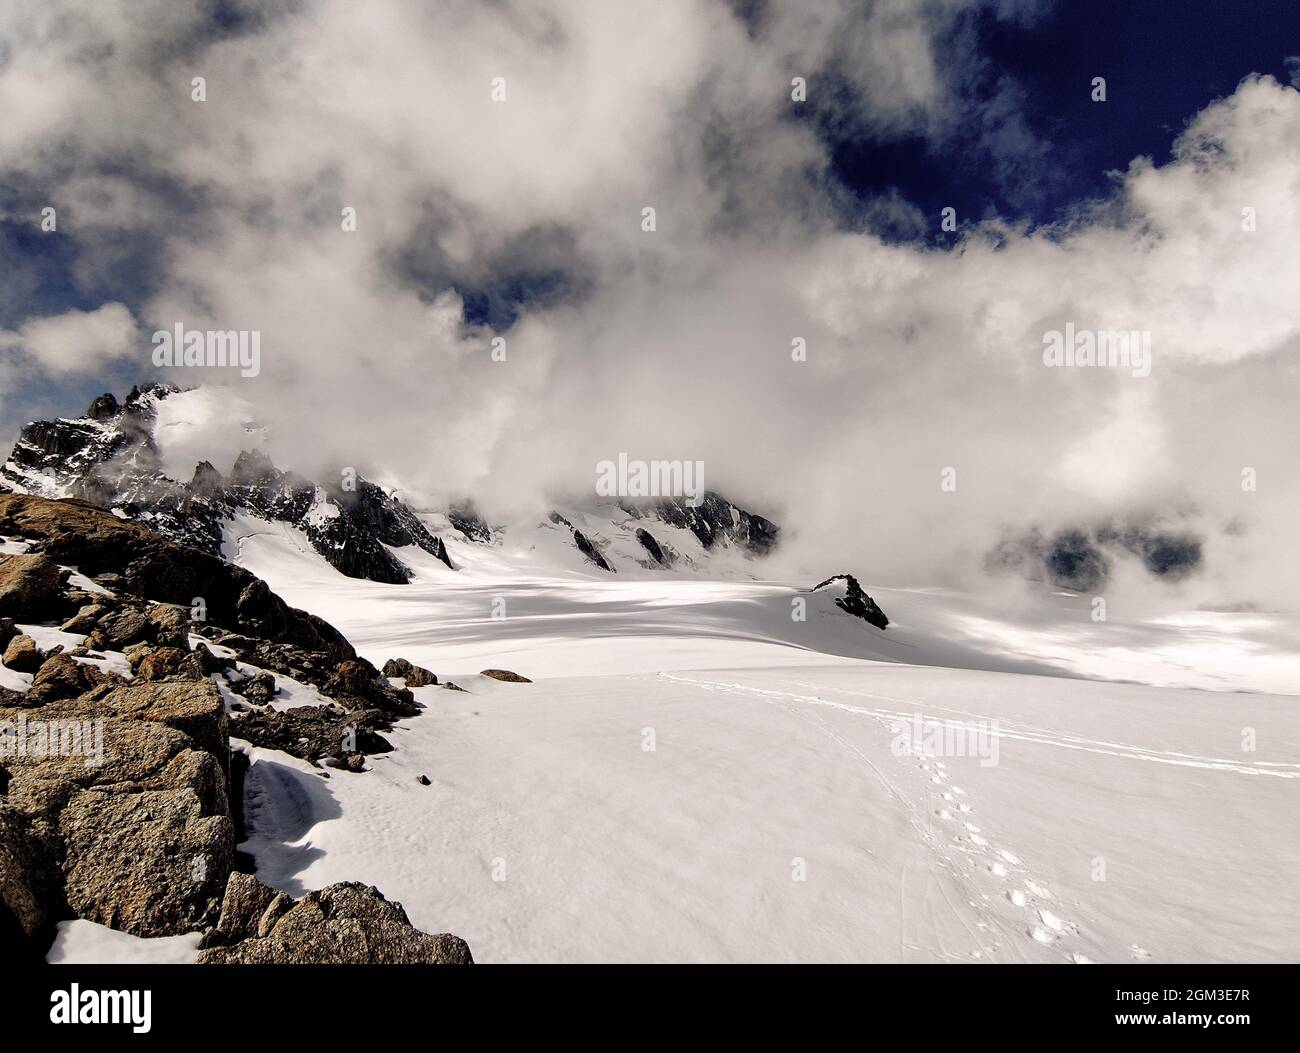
[812, 0, 1300, 235]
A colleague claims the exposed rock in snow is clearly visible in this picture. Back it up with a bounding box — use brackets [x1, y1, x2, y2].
[382, 657, 438, 687]
[548, 511, 614, 572]
[635, 526, 673, 566]
[811, 574, 889, 630]
[639, 492, 779, 556]
[480, 668, 531, 683]
[196, 874, 473, 964]
[447, 501, 492, 543]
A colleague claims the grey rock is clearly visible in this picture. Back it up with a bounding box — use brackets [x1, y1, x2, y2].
[60, 787, 233, 937]
[197, 880, 473, 964]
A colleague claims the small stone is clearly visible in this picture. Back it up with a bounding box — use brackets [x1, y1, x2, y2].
[479, 668, 532, 683]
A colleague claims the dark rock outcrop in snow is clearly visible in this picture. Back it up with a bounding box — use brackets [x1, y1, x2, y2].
[480, 668, 531, 683]
[447, 501, 492, 543]
[635, 527, 673, 566]
[638, 491, 779, 556]
[548, 511, 614, 571]
[812, 574, 889, 630]
[382, 657, 438, 687]
[571, 527, 613, 571]
[232, 705, 395, 766]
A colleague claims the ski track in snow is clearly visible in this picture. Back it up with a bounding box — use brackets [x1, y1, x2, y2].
[660, 672, 1300, 780]
[659, 670, 1096, 961]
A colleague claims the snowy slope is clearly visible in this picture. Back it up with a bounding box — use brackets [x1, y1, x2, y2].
[221, 523, 1300, 963]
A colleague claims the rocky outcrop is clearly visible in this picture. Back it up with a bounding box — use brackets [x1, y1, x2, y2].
[0, 554, 71, 621]
[642, 491, 778, 556]
[3, 632, 43, 673]
[382, 657, 438, 687]
[447, 502, 491, 543]
[28, 652, 121, 703]
[812, 574, 889, 631]
[0, 493, 352, 658]
[232, 706, 394, 767]
[1, 387, 453, 585]
[226, 670, 276, 705]
[572, 528, 613, 572]
[0, 493, 471, 962]
[1, 679, 233, 953]
[197, 874, 472, 964]
[60, 785, 233, 937]
[548, 512, 614, 572]
[635, 527, 673, 567]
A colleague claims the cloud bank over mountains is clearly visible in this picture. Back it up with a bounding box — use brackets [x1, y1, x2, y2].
[0, 1, 1296, 604]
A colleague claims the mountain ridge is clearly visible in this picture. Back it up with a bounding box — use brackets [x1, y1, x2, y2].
[1, 385, 782, 584]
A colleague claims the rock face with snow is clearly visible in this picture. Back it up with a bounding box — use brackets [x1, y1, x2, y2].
[0, 493, 350, 656]
[0, 493, 471, 962]
[539, 494, 779, 574]
[635, 526, 672, 566]
[2, 385, 783, 581]
[1, 386, 452, 584]
[641, 492, 779, 557]
[811, 574, 889, 630]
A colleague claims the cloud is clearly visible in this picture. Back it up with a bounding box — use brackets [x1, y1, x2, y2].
[0, 1, 1296, 607]
[0, 302, 138, 374]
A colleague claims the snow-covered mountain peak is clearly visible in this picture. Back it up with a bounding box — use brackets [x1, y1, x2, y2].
[1, 386, 783, 584]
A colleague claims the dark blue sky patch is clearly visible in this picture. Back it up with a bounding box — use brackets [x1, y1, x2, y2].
[808, 0, 1300, 240]
[0, 218, 92, 327]
[393, 218, 592, 333]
